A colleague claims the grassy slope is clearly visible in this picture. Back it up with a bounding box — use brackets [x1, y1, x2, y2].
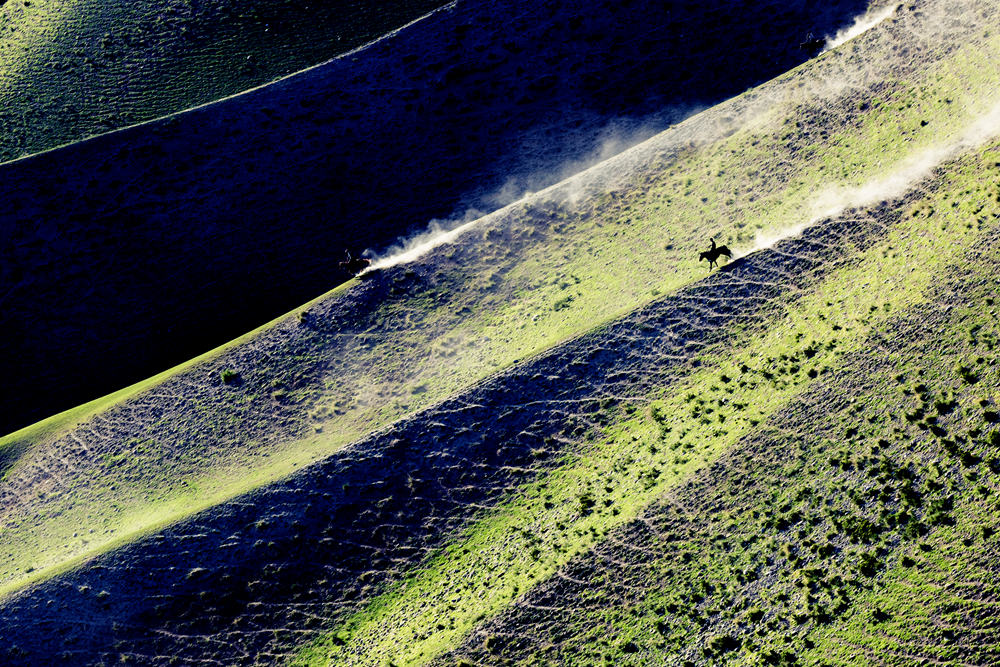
[456, 156, 1000, 666]
[428, 230, 1000, 666]
[0, 0, 446, 161]
[0, 0, 876, 438]
[293, 143, 1000, 666]
[1, 0, 996, 602]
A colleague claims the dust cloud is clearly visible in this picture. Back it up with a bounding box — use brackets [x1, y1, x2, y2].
[823, 3, 898, 52]
[363, 114, 680, 271]
[363, 0, 991, 273]
[747, 100, 1000, 255]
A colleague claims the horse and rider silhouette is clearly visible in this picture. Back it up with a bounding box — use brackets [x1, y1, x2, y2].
[339, 250, 371, 276]
[699, 238, 732, 271]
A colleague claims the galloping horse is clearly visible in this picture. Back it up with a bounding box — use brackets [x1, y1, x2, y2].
[339, 250, 371, 276]
[699, 238, 732, 271]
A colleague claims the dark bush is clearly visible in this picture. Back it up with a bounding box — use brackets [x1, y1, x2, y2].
[934, 396, 957, 415]
[708, 634, 741, 654]
[871, 606, 891, 622]
[957, 365, 978, 384]
[840, 515, 880, 543]
[621, 641, 639, 653]
[858, 551, 879, 577]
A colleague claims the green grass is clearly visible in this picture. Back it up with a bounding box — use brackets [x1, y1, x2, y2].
[414, 152, 1000, 666]
[807, 517, 1000, 664]
[533, 292, 1000, 665]
[4, 11, 1000, 611]
[292, 140, 1000, 666]
[0, 0, 446, 161]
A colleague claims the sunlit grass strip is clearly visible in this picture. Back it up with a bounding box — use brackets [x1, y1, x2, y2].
[292, 146, 999, 666]
[466, 35, 1000, 382]
[547, 246, 1000, 665]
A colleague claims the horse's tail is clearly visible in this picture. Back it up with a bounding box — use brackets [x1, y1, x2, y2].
[717, 245, 732, 258]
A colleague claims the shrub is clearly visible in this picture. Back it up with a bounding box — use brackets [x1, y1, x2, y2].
[961, 450, 981, 467]
[650, 405, 668, 424]
[840, 515, 880, 543]
[621, 641, 640, 654]
[553, 295, 574, 311]
[934, 395, 957, 415]
[858, 551, 880, 577]
[871, 606, 891, 622]
[927, 495, 954, 525]
[707, 635, 740, 654]
[957, 364, 978, 384]
[220, 369, 240, 384]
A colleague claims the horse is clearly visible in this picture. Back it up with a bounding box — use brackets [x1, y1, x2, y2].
[799, 32, 825, 57]
[339, 250, 371, 276]
[699, 238, 732, 271]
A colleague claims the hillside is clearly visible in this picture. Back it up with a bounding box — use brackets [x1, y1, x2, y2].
[4, 0, 1000, 665]
[0, 0, 872, 435]
[0, 0, 447, 161]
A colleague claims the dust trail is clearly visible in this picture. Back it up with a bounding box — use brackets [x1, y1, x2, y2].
[484, 111, 700, 209]
[746, 100, 1000, 255]
[364, 210, 486, 271]
[364, 0, 990, 273]
[363, 102, 742, 273]
[370, 97, 1000, 273]
[823, 3, 897, 52]
[363, 114, 685, 272]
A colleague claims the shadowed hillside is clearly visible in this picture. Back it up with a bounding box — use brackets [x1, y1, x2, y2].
[0, 0, 872, 435]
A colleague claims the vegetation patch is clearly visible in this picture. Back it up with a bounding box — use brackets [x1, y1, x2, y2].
[294, 141, 1000, 666]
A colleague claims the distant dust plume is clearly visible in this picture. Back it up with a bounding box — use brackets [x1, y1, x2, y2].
[748, 100, 1000, 255]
